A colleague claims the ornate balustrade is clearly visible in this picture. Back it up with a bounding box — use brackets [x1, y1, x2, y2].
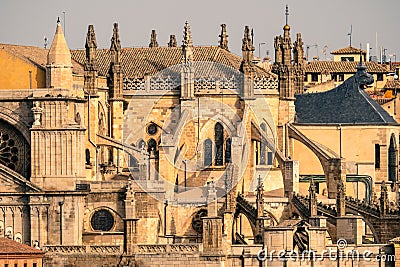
[135, 244, 200, 254]
[43, 245, 122, 254]
[123, 75, 278, 92]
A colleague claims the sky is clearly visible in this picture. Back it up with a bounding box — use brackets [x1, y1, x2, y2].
[1, 0, 399, 62]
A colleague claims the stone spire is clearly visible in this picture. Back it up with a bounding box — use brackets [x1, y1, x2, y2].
[282, 5, 292, 67]
[84, 25, 98, 95]
[309, 178, 317, 217]
[149, 29, 159, 48]
[168, 34, 177, 47]
[110, 22, 121, 64]
[219, 24, 229, 51]
[293, 33, 304, 64]
[240, 26, 255, 99]
[241, 26, 255, 64]
[256, 175, 264, 218]
[46, 18, 72, 90]
[182, 21, 194, 63]
[47, 18, 72, 66]
[85, 25, 97, 65]
[108, 22, 123, 100]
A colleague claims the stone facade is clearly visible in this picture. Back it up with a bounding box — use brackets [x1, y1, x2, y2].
[0, 8, 398, 267]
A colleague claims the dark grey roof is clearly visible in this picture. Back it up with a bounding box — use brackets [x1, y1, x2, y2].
[295, 64, 398, 125]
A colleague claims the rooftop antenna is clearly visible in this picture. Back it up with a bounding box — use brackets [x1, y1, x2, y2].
[348, 24, 352, 47]
[44, 36, 48, 49]
[62, 12, 66, 36]
[285, 4, 289, 25]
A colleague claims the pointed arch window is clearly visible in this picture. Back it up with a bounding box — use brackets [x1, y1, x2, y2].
[388, 135, 397, 185]
[85, 149, 91, 165]
[225, 138, 232, 163]
[147, 138, 158, 158]
[215, 123, 224, 166]
[260, 124, 267, 165]
[204, 139, 213, 167]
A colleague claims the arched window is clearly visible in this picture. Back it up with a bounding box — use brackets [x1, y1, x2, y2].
[388, 134, 397, 185]
[225, 138, 232, 163]
[204, 139, 213, 167]
[147, 138, 158, 158]
[85, 149, 91, 165]
[138, 139, 146, 150]
[215, 123, 224, 166]
[260, 124, 267, 165]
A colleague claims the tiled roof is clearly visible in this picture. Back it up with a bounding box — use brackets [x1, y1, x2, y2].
[0, 238, 44, 255]
[71, 46, 275, 79]
[0, 43, 84, 75]
[296, 67, 398, 125]
[384, 80, 400, 89]
[305, 61, 388, 73]
[0, 43, 275, 80]
[331, 46, 366, 55]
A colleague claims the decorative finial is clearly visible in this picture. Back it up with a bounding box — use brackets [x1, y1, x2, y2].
[110, 22, 121, 52]
[242, 26, 254, 52]
[182, 21, 194, 64]
[285, 4, 289, 25]
[149, 29, 159, 48]
[57, 17, 60, 24]
[86, 25, 97, 50]
[219, 24, 229, 51]
[168, 34, 177, 47]
[182, 21, 193, 47]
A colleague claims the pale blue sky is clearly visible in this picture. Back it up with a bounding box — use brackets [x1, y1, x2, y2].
[1, 0, 399, 61]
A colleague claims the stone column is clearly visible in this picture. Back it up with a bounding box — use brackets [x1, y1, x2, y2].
[202, 182, 223, 255]
[336, 215, 364, 245]
[283, 160, 299, 197]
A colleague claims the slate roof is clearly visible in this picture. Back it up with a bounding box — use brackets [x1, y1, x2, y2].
[71, 46, 275, 79]
[295, 67, 398, 125]
[305, 61, 388, 73]
[0, 238, 44, 255]
[331, 46, 366, 55]
[0, 44, 84, 75]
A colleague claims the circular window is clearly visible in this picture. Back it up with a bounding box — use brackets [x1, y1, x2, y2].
[91, 209, 114, 231]
[191, 209, 208, 234]
[147, 123, 158, 135]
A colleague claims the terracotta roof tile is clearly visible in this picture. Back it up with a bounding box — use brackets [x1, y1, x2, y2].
[331, 46, 366, 55]
[71, 46, 275, 79]
[305, 61, 388, 73]
[0, 43, 84, 75]
[0, 43, 276, 80]
[384, 80, 400, 89]
[0, 238, 44, 255]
